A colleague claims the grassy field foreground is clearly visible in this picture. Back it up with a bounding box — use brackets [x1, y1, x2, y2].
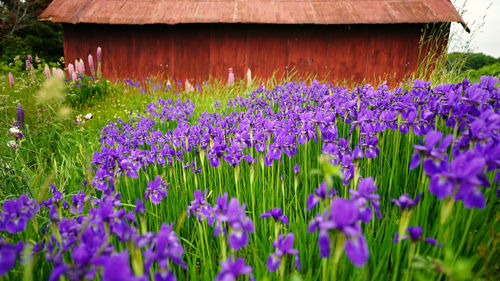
[0, 61, 499, 281]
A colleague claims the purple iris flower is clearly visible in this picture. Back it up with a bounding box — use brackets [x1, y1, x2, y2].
[410, 131, 453, 170]
[427, 150, 487, 208]
[308, 198, 369, 267]
[191, 160, 201, 174]
[223, 143, 243, 167]
[349, 177, 382, 223]
[70, 191, 87, 215]
[100, 250, 145, 281]
[0, 193, 39, 234]
[135, 198, 145, 214]
[266, 233, 300, 272]
[187, 189, 213, 223]
[293, 163, 300, 175]
[119, 159, 140, 178]
[0, 240, 23, 276]
[144, 175, 169, 204]
[212, 194, 254, 251]
[16, 104, 24, 129]
[391, 193, 422, 211]
[260, 207, 289, 227]
[307, 182, 337, 211]
[154, 271, 176, 281]
[215, 256, 255, 281]
[144, 223, 186, 275]
[393, 226, 442, 247]
[242, 154, 257, 165]
[92, 168, 112, 192]
[400, 109, 419, 134]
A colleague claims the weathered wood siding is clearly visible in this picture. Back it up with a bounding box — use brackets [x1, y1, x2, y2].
[62, 23, 449, 83]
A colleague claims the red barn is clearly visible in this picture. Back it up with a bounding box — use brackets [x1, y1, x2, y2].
[40, 0, 467, 83]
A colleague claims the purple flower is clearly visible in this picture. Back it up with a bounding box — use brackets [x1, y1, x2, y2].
[144, 175, 168, 204]
[260, 207, 289, 227]
[391, 193, 422, 211]
[135, 198, 145, 214]
[428, 150, 487, 208]
[345, 235, 370, 267]
[215, 256, 255, 281]
[144, 223, 186, 273]
[100, 251, 144, 281]
[187, 189, 213, 222]
[411, 131, 452, 170]
[0, 240, 23, 276]
[307, 182, 337, 211]
[16, 104, 24, 129]
[393, 226, 442, 247]
[349, 177, 382, 223]
[308, 198, 369, 267]
[154, 271, 176, 281]
[293, 163, 300, 175]
[266, 233, 300, 272]
[0, 194, 39, 234]
[212, 194, 254, 250]
[70, 191, 87, 215]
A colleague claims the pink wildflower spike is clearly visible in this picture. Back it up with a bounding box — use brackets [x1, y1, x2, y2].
[97, 46, 102, 62]
[44, 65, 51, 79]
[74, 60, 79, 74]
[26, 55, 32, 70]
[8, 72, 14, 87]
[57, 69, 65, 78]
[96, 47, 103, 78]
[68, 63, 75, 78]
[88, 54, 95, 76]
[246, 68, 252, 86]
[79, 58, 85, 74]
[228, 68, 235, 87]
[185, 79, 194, 92]
[71, 72, 77, 82]
[53, 68, 63, 79]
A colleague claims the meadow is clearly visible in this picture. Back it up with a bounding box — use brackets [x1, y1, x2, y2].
[0, 54, 499, 281]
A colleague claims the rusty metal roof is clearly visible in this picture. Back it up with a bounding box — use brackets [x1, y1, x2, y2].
[39, 0, 468, 30]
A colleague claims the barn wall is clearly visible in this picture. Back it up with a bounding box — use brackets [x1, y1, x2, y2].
[62, 23, 449, 83]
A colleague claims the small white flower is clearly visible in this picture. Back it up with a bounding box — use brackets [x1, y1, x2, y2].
[84, 113, 93, 120]
[7, 140, 16, 147]
[9, 127, 20, 134]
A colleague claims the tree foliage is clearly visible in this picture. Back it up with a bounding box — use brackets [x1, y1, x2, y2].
[447, 52, 500, 71]
[0, 0, 62, 64]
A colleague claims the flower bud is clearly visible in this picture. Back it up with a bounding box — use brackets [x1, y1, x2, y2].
[97, 47, 102, 62]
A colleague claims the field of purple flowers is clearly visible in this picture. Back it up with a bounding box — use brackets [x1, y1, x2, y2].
[1, 65, 500, 280]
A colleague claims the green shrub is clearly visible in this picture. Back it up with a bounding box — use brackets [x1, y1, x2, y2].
[66, 76, 114, 109]
[468, 62, 500, 82]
